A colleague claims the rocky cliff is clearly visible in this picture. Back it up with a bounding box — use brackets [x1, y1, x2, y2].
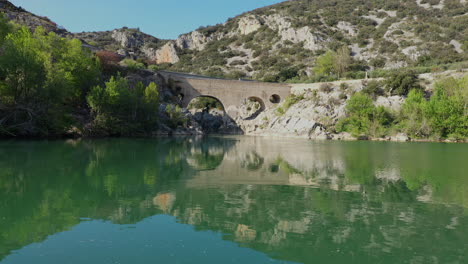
[2, 0, 467, 79]
[74, 28, 173, 63]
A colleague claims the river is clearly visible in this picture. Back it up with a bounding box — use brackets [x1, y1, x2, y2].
[0, 137, 467, 263]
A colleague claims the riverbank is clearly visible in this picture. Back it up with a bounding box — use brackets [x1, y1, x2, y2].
[234, 70, 468, 143]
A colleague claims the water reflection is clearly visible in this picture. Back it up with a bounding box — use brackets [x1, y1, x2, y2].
[0, 137, 467, 263]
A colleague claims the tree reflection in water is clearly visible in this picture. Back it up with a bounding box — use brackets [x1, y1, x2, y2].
[0, 137, 467, 263]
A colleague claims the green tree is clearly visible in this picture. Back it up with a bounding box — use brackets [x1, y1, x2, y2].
[334, 46, 352, 78]
[143, 82, 160, 124]
[336, 93, 394, 137]
[0, 13, 12, 44]
[314, 50, 337, 77]
[314, 47, 352, 78]
[87, 76, 160, 135]
[399, 90, 431, 138]
[385, 70, 422, 96]
[0, 25, 101, 136]
[398, 77, 468, 140]
[425, 79, 468, 139]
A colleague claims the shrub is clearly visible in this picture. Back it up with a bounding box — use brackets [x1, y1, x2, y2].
[362, 80, 385, 99]
[336, 93, 394, 137]
[277, 67, 300, 82]
[275, 94, 304, 115]
[399, 90, 432, 138]
[121, 59, 145, 70]
[385, 70, 422, 96]
[96, 50, 122, 68]
[188, 97, 223, 111]
[275, 106, 285, 116]
[320, 83, 333, 93]
[370, 57, 387, 68]
[340, 83, 349, 91]
[229, 60, 246, 66]
[165, 105, 188, 129]
[425, 77, 468, 138]
[398, 76, 468, 139]
[284, 94, 304, 109]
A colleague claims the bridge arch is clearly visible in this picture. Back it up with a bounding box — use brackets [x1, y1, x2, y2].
[187, 95, 226, 112]
[269, 94, 281, 104]
[159, 71, 292, 120]
[247, 96, 265, 112]
[240, 96, 265, 120]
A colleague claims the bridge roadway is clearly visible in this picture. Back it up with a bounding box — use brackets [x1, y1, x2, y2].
[158, 71, 292, 119]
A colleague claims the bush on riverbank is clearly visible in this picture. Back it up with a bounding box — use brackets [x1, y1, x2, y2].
[0, 20, 100, 137]
[0, 17, 163, 137]
[87, 75, 160, 135]
[399, 76, 468, 140]
[337, 76, 468, 140]
[336, 93, 395, 137]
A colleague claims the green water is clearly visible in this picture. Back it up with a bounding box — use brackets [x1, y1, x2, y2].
[0, 137, 467, 264]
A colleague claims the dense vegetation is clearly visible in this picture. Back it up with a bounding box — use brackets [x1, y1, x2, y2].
[336, 75, 468, 140]
[0, 15, 161, 137]
[86, 75, 160, 135]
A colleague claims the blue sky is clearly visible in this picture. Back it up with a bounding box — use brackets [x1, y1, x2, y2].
[9, 0, 284, 39]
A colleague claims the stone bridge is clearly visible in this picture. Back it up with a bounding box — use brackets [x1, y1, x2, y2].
[158, 71, 292, 119]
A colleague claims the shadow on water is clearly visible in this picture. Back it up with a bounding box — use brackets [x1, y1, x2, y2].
[0, 137, 467, 263]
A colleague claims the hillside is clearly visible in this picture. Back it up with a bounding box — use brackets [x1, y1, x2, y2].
[0, 0, 467, 141]
[159, 0, 468, 81]
[0, 0, 69, 36]
[2, 0, 467, 82]
[74, 28, 171, 63]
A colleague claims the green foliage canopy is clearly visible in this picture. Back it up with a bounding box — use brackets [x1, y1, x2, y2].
[0, 23, 100, 136]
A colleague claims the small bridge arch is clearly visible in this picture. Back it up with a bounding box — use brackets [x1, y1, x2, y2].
[158, 71, 292, 119]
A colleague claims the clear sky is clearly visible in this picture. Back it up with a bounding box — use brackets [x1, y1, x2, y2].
[9, 0, 284, 39]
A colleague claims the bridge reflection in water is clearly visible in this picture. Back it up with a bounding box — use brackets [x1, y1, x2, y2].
[0, 137, 467, 263]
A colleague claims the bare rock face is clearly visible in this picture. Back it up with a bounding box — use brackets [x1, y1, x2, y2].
[238, 15, 263, 35]
[390, 133, 410, 142]
[155, 43, 180, 64]
[450, 40, 463, 54]
[269, 116, 320, 138]
[111, 29, 144, 48]
[280, 26, 325, 50]
[263, 14, 326, 50]
[401, 46, 423, 61]
[336, 21, 357, 37]
[176, 31, 214, 51]
[239, 99, 263, 120]
[144, 42, 180, 64]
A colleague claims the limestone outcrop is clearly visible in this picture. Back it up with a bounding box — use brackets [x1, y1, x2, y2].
[144, 42, 180, 64]
[175, 31, 215, 51]
[238, 15, 263, 35]
[111, 29, 144, 48]
[263, 14, 327, 50]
